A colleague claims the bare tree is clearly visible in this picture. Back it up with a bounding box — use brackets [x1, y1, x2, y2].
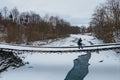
[11, 7, 19, 22]
[3, 7, 8, 19]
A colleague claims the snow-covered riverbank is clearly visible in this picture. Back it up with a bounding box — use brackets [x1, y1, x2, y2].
[0, 34, 120, 80]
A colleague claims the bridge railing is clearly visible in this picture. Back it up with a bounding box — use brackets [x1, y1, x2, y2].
[0, 43, 120, 53]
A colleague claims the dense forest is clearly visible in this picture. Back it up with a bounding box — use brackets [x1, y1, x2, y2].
[0, 7, 81, 44]
[88, 0, 120, 43]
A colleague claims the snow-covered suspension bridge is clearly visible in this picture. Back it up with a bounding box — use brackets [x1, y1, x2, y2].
[0, 43, 120, 53]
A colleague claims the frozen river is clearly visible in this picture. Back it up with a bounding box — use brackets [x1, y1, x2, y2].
[0, 34, 120, 80]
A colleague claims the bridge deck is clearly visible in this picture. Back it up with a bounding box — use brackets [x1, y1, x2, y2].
[0, 43, 120, 53]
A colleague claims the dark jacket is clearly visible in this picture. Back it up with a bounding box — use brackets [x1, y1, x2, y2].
[78, 38, 82, 45]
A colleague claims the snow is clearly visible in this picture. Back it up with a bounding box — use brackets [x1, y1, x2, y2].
[84, 51, 120, 80]
[0, 34, 120, 80]
[0, 53, 84, 80]
[0, 34, 119, 52]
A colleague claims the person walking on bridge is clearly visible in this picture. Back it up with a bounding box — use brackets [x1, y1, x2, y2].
[78, 38, 83, 49]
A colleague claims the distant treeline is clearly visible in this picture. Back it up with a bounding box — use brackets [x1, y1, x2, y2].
[0, 7, 81, 44]
[88, 0, 120, 43]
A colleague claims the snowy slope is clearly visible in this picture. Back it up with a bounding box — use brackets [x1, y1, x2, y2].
[0, 34, 120, 80]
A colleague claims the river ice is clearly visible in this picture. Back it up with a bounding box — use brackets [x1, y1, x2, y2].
[0, 34, 120, 80]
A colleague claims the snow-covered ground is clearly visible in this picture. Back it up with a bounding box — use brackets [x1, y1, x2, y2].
[0, 34, 120, 80]
[84, 50, 120, 80]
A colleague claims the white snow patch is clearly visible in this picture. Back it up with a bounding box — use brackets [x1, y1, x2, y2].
[0, 33, 120, 80]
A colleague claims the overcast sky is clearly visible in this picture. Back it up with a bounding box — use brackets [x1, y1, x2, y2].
[0, 0, 106, 26]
